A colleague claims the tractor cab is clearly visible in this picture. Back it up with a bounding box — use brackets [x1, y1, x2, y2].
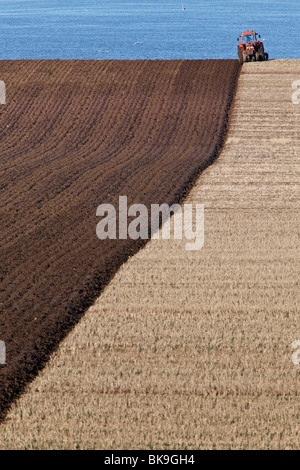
[241, 32, 258, 44]
[237, 30, 268, 64]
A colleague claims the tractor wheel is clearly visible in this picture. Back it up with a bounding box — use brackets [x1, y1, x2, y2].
[255, 52, 260, 61]
[238, 48, 243, 65]
[265, 52, 269, 60]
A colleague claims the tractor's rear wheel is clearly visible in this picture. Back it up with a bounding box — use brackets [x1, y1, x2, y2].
[238, 49, 243, 65]
[265, 52, 269, 60]
[255, 52, 260, 61]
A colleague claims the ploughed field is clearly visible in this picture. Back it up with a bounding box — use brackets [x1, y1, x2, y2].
[0, 59, 240, 418]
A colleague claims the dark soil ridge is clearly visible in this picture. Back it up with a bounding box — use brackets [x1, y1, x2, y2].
[0, 59, 241, 420]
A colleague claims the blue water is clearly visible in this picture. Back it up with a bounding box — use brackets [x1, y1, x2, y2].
[0, 0, 299, 60]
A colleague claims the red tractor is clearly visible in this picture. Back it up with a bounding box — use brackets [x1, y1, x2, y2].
[237, 30, 269, 64]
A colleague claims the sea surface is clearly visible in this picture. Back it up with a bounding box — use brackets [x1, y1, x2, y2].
[0, 0, 299, 60]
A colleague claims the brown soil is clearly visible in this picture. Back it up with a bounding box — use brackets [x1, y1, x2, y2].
[0, 59, 240, 419]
